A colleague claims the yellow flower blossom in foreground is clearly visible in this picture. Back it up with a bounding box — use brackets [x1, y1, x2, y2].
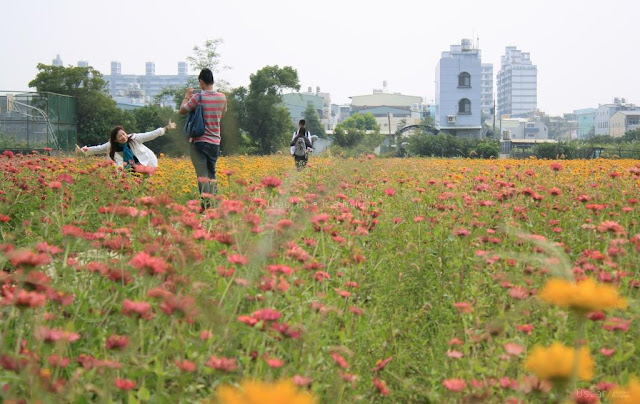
[538, 278, 627, 312]
[215, 380, 316, 404]
[524, 343, 594, 382]
[610, 377, 640, 404]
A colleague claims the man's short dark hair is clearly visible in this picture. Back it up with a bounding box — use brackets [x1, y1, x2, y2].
[198, 68, 214, 85]
[299, 119, 306, 126]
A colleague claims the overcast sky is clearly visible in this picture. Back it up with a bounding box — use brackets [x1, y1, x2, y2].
[1, 0, 637, 115]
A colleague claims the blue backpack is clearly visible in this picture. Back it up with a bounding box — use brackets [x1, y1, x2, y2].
[183, 92, 205, 138]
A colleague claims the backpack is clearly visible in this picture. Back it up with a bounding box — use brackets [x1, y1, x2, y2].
[183, 92, 205, 138]
[294, 136, 307, 157]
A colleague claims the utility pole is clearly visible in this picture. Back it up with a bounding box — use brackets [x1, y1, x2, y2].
[387, 112, 392, 149]
[492, 97, 496, 137]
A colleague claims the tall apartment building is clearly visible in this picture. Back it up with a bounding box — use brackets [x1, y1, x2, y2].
[481, 63, 493, 116]
[435, 39, 482, 138]
[103, 61, 194, 106]
[497, 46, 537, 118]
[52, 54, 63, 67]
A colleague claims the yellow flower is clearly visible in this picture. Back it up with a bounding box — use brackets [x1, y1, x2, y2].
[538, 278, 627, 312]
[610, 377, 640, 404]
[524, 342, 594, 382]
[215, 380, 316, 404]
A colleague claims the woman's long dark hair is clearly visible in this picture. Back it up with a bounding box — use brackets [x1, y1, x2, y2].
[108, 126, 126, 161]
[297, 127, 307, 137]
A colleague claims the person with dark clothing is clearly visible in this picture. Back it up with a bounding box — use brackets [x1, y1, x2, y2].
[290, 126, 313, 170]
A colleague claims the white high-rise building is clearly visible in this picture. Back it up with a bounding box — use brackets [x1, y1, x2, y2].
[435, 39, 482, 138]
[481, 63, 493, 116]
[497, 46, 537, 117]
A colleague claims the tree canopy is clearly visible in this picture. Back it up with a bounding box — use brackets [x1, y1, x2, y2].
[28, 64, 122, 146]
[303, 104, 326, 139]
[243, 66, 300, 154]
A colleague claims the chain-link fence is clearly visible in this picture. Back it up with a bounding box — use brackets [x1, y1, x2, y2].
[0, 91, 77, 151]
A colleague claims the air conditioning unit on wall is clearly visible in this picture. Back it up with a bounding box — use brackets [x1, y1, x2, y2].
[447, 115, 456, 124]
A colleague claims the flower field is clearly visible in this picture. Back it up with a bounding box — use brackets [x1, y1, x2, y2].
[0, 152, 639, 403]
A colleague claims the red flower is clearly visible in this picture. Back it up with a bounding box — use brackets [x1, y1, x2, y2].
[508, 286, 529, 300]
[205, 355, 237, 372]
[12, 290, 47, 308]
[261, 176, 282, 188]
[572, 389, 600, 404]
[373, 377, 390, 396]
[0, 214, 10, 223]
[516, 324, 534, 335]
[371, 356, 393, 372]
[251, 308, 281, 321]
[133, 164, 157, 175]
[114, 378, 136, 391]
[237, 315, 258, 326]
[175, 359, 196, 372]
[448, 338, 463, 346]
[227, 254, 248, 265]
[443, 378, 466, 392]
[602, 317, 630, 332]
[587, 311, 606, 321]
[503, 342, 524, 356]
[264, 357, 285, 368]
[292, 375, 312, 387]
[105, 334, 129, 350]
[7, 249, 51, 268]
[35, 327, 80, 343]
[447, 350, 464, 359]
[599, 348, 615, 357]
[121, 299, 153, 319]
[453, 302, 472, 314]
[128, 251, 169, 275]
[384, 188, 396, 196]
[331, 352, 349, 369]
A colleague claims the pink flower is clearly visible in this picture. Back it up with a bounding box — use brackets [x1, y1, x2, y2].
[384, 188, 396, 196]
[115, 378, 136, 391]
[373, 377, 390, 396]
[264, 357, 285, 368]
[251, 308, 281, 321]
[453, 302, 472, 314]
[227, 254, 248, 265]
[443, 378, 466, 392]
[503, 343, 524, 356]
[35, 327, 80, 343]
[371, 356, 393, 372]
[128, 251, 169, 275]
[508, 286, 529, 300]
[105, 334, 129, 350]
[331, 352, 349, 369]
[205, 356, 237, 372]
[261, 176, 282, 188]
[599, 348, 615, 357]
[292, 375, 312, 387]
[175, 359, 196, 372]
[516, 324, 534, 335]
[122, 299, 153, 319]
[447, 350, 464, 359]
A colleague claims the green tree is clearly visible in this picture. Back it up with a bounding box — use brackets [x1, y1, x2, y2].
[332, 113, 382, 151]
[243, 66, 300, 154]
[303, 104, 326, 138]
[28, 64, 122, 146]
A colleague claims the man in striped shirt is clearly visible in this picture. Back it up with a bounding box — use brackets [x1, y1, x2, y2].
[180, 68, 227, 208]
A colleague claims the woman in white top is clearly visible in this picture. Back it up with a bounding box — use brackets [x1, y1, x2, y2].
[77, 120, 176, 169]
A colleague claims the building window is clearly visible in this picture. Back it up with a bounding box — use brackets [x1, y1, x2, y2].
[458, 99, 471, 114]
[458, 72, 471, 87]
